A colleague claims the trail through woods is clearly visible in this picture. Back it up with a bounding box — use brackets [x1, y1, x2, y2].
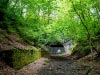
[1, 56, 100, 75]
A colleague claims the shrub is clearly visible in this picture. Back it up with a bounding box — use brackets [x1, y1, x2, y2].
[72, 43, 91, 59]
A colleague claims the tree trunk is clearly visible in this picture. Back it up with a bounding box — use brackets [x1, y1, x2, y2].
[71, 0, 98, 54]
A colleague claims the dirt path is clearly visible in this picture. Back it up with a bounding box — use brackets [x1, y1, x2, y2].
[0, 58, 48, 75]
[16, 58, 48, 75]
[37, 59, 88, 75]
[37, 58, 100, 75]
[1, 57, 100, 75]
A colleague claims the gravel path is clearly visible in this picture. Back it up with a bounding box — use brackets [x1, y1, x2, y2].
[37, 59, 89, 75]
[37, 58, 100, 75]
[1, 57, 100, 75]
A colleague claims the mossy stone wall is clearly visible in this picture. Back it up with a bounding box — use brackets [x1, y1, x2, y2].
[12, 49, 41, 69]
[0, 48, 41, 70]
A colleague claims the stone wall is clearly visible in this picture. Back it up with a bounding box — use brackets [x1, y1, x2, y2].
[63, 40, 72, 55]
[0, 49, 41, 70]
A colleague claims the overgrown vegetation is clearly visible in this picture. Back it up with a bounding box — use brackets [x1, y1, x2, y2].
[0, 47, 49, 70]
[12, 48, 41, 69]
[0, 0, 100, 65]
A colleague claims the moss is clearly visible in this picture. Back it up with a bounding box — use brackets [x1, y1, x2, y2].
[0, 45, 48, 70]
[41, 50, 50, 57]
[12, 48, 41, 70]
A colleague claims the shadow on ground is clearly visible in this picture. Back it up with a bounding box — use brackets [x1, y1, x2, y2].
[37, 58, 100, 75]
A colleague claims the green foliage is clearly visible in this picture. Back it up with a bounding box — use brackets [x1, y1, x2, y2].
[0, 0, 100, 58]
[72, 42, 91, 58]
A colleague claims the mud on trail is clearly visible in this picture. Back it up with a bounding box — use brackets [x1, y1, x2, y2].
[1, 56, 100, 75]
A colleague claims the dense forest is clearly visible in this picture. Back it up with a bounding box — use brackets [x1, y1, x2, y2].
[0, 0, 100, 75]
